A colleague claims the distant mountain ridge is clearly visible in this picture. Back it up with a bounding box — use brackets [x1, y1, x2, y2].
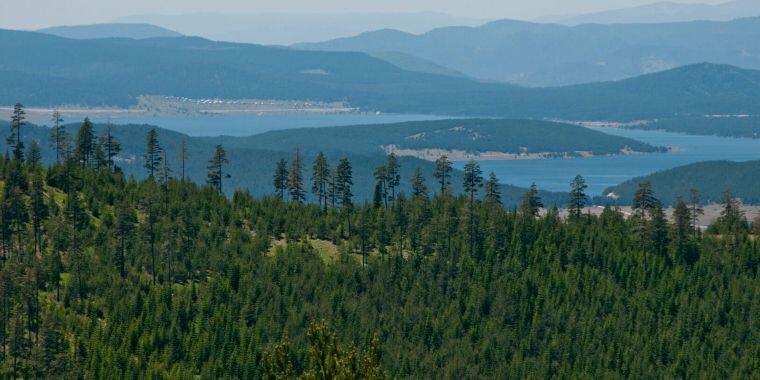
[545, 0, 760, 25]
[296, 17, 760, 86]
[2, 29, 760, 120]
[37, 23, 182, 40]
[115, 12, 488, 45]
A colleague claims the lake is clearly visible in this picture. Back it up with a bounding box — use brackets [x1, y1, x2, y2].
[91, 113, 760, 195]
[90, 113, 449, 136]
[464, 127, 760, 195]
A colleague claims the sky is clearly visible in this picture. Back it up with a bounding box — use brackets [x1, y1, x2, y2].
[0, 0, 727, 30]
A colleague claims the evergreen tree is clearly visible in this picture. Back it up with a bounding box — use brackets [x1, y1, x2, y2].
[25, 141, 42, 169]
[484, 172, 502, 205]
[143, 128, 163, 179]
[463, 161, 483, 256]
[179, 139, 188, 181]
[433, 155, 453, 195]
[372, 181, 383, 209]
[273, 158, 288, 200]
[649, 200, 669, 256]
[411, 167, 428, 200]
[2, 160, 28, 257]
[568, 174, 588, 219]
[632, 181, 657, 218]
[688, 188, 704, 237]
[207, 145, 230, 193]
[74, 117, 96, 167]
[373, 163, 388, 208]
[114, 199, 136, 278]
[670, 197, 695, 264]
[311, 152, 330, 210]
[716, 191, 746, 236]
[287, 148, 305, 203]
[49, 110, 67, 163]
[92, 142, 107, 170]
[336, 158, 353, 208]
[518, 183, 543, 218]
[99, 124, 121, 170]
[7, 103, 26, 161]
[29, 174, 48, 255]
[385, 153, 401, 204]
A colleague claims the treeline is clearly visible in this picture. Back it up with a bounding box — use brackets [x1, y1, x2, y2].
[0, 105, 758, 378]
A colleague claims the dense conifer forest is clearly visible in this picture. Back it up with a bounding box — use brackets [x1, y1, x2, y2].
[0, 105, 758, 378]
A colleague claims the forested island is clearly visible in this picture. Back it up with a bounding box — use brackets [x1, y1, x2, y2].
[1, 104, 758, 378]
[601, 160, 760, 205]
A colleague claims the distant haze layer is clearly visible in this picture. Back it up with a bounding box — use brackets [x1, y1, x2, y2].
[115, 12, 487, 45]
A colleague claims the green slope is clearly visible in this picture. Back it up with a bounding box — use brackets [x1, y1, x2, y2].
[214, 118, 662, 156]
[2, 120, 569, 206]
[599, 160, 760, 205]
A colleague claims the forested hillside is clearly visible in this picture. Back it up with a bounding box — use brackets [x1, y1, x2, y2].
[218, 118, 662, 156]
[600, 160, 760, 205]
[0, 135, 758, 377]
[0, 118, 568, 206]
[629, 116, 760, 138]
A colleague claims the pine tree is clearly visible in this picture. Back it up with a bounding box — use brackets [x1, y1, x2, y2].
[207, 145, 230, 193]
[7, 103, 26, 161]
[385, 153, 401, 204]
[179, 139, 188, 181]
[335, 158, 353, 209]
[568, 174, 588, 219]
[2, 160, 28, 258]
[649, 200, 669, 256]
[372, 181, 384, 209]
[287, 148, 305, 203]
[49, 110, 67, 163]
[632, 181, 657, 218]
[518, 183, 543, 218]
[670, 197, 694, 263]
[114, 199, 136, 278]
[273, 158, 288, 200]
[75, 117, 96, 167]
[311, 152, 330, 210]
[99, 124, 121, 170]
[411, 167, 428, 199]
[632, 182, 660, 252]
[29, 174, 48, 255]
[688, 188, 704, 237]
[717, 191, 745, 236]
[484, 172, 501, 205]
[433, 155, 453, 195]
[143, 128, 163, 179]
[463, 160, 483, 257]
[92, 142, 107, 170]
[26, 141, 42, 169]
[373, 164, 388, 208]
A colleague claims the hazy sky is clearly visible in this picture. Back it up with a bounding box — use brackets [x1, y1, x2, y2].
[0, 0, 727, 30]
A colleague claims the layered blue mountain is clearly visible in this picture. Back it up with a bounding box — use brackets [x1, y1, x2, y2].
[37, 23, 183, 40]
[296, 17, 760, 86]
[543, 0, 760, 25]
[2, 29, 760, 120]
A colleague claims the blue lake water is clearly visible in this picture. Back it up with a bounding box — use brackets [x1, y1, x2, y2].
[90, 113, 760, 195]
[90, 113, 448, 136]
[462, 127, 760, 195]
